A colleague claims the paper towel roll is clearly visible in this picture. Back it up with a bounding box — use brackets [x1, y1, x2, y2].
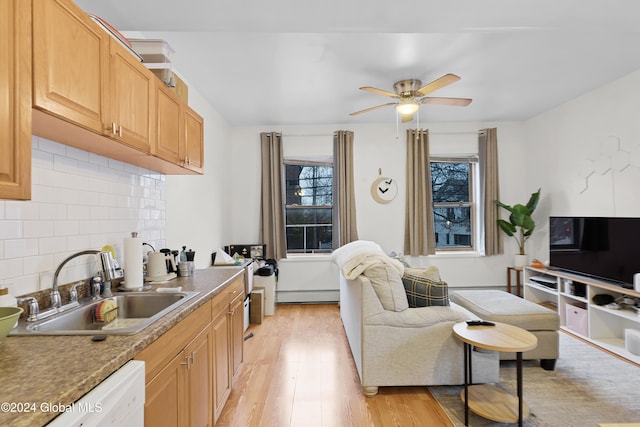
[123, 232, 143, 289]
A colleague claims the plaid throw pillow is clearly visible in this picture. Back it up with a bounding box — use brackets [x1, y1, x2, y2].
[402, 272, 450, 307]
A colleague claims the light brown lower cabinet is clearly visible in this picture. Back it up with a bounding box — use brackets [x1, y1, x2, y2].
[211, 277, 245, 423]
[211, 306, 230, 422]
[135, 275, 244, 427]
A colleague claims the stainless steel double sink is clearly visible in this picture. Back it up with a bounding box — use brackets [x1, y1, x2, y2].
[10, 291, 199, 336]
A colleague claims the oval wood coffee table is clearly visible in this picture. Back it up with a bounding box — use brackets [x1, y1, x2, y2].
[453, 321, 537, 427]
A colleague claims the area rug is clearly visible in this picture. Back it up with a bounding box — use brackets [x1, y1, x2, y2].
[429, 332, 640, 426]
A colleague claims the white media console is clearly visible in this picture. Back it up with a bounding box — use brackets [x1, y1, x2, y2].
[524, 266, 640, 364]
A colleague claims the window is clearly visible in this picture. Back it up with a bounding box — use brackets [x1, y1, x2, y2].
[430, 157, 477, 251]
[284, 160, 333, 254]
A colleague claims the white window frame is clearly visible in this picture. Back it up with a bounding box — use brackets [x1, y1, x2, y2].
[283, 158, 334, 255]
[430, 156, 480, 253]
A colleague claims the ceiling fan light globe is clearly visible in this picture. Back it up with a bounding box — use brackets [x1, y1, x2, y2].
[396, 102, 419, 115]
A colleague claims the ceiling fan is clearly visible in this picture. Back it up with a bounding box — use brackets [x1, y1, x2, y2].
[349, 73, 472, 122]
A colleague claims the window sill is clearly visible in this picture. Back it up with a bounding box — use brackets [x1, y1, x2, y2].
[283, 253, 333, 262]
[431, 250, 483, 258]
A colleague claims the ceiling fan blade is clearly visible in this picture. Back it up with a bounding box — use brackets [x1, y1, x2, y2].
[419, 97, 472, 106]
[349, 102, 397, 116]
[416, 73, 461, 96]
[359, 86, 399, 98]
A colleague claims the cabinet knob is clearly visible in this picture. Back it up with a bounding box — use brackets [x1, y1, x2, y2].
[180, 354, 194, 369]
[107, 123, 123, 137]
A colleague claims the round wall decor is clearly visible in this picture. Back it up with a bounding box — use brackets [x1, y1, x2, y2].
[371, 176, 397, 204]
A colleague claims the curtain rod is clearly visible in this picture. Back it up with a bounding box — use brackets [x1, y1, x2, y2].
[278, 133, 336, 138]
[429, 131, 484, 136]
[267, 130, 483, 137]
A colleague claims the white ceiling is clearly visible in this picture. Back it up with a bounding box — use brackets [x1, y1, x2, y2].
[74, 0, 640, 127]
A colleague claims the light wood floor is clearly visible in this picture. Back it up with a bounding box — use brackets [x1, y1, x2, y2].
[216, 303, 454, 427]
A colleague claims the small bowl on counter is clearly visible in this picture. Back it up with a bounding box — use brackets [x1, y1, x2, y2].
[0, 307, 23, 342]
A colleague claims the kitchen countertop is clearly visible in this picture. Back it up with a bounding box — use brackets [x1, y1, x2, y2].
[0, 267, 244, 427]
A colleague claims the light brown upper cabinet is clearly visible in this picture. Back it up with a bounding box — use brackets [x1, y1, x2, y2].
[155, 84, 204, 174]
[0, 0, 32, 200]
[25, 0, 203, 182]
[32, 0, 155, 153]
[108, 39, 155, 153]
[32, 0, 109, 134]
[155, 83, 182, 164]
[183, 105, 204, 173]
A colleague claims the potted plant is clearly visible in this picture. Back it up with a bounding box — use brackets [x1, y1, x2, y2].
[494, 188, 541, 267]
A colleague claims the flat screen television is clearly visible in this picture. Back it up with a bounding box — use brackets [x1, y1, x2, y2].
[549, 216, 640, 289]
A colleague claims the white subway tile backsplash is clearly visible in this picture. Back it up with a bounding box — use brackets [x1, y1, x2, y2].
[37, 137, 67, 156]
[0, 258, 24, 280]
[38, 236, 68, 255]
[39, 203, 68, 220]
[66, 205, 91, 220]
[88, 152, 109, 167]
[22, 254, 55, 276]
[38, 167, 69, 189]
[1, 138, 166, 297]
[23, 220, 54, 239]
[66, 145, 90, 163]
[5, 201, 40, 220]
[54, 220, 80, 236]
[0, 221, 23, 239]
[4, 238, 39, 258]
[5, 274, 39, 295]
[66, 235, 93, 252]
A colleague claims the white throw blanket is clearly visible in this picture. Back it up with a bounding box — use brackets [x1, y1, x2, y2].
[332, 240, 404, 280]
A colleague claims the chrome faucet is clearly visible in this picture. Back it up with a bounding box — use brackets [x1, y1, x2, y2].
[51, 250, 103, 309]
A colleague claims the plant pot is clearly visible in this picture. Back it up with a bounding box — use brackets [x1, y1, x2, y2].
[514, 254, 528, 268]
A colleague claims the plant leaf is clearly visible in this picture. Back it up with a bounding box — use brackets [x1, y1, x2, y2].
[496, 219, 516, 236]
[494, 199, 514, 212]
[526, 188, 541, 213]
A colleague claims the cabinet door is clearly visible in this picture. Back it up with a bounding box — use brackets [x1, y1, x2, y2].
[184, 326, 213, 427]
[183, 105, 204, 173]
[154, 84, 182, 163]
[211, 310, 231, 422]
[0, 0, 31, 200]
[145, 351, 187, 427]
[32, 0, 108, 133]
[230, 293, 244, 378]
[108, 39, 155, 152]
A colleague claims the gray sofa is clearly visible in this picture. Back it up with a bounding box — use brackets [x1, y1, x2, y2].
[334, 241, 499, 396]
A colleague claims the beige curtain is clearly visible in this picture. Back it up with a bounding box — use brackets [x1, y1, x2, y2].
[334, 130, 359, 246]
[259, 132, 287, 260]
[479, 128, 503, 255]
[404, 129, 435, 255]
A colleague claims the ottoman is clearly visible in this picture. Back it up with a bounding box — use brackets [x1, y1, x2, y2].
[450, 290, 560, 370]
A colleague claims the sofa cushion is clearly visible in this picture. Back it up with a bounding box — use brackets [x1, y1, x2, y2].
[402, 270, 450, 307]
[404, 266, 441, 281]
[363, 263, 409, 312]
[450, 290, 560, 331]
[365, 305, 469, 327]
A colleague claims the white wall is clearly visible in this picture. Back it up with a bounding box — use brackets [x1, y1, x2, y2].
[165, 77, 232, 268]
[226, 121, 530, 299]
[524, 68, 640, 263]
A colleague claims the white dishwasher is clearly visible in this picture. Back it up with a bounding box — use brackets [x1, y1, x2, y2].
[47, 360, 145, 427]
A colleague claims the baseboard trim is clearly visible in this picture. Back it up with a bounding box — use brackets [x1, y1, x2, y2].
[276, 290, 339, 303]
